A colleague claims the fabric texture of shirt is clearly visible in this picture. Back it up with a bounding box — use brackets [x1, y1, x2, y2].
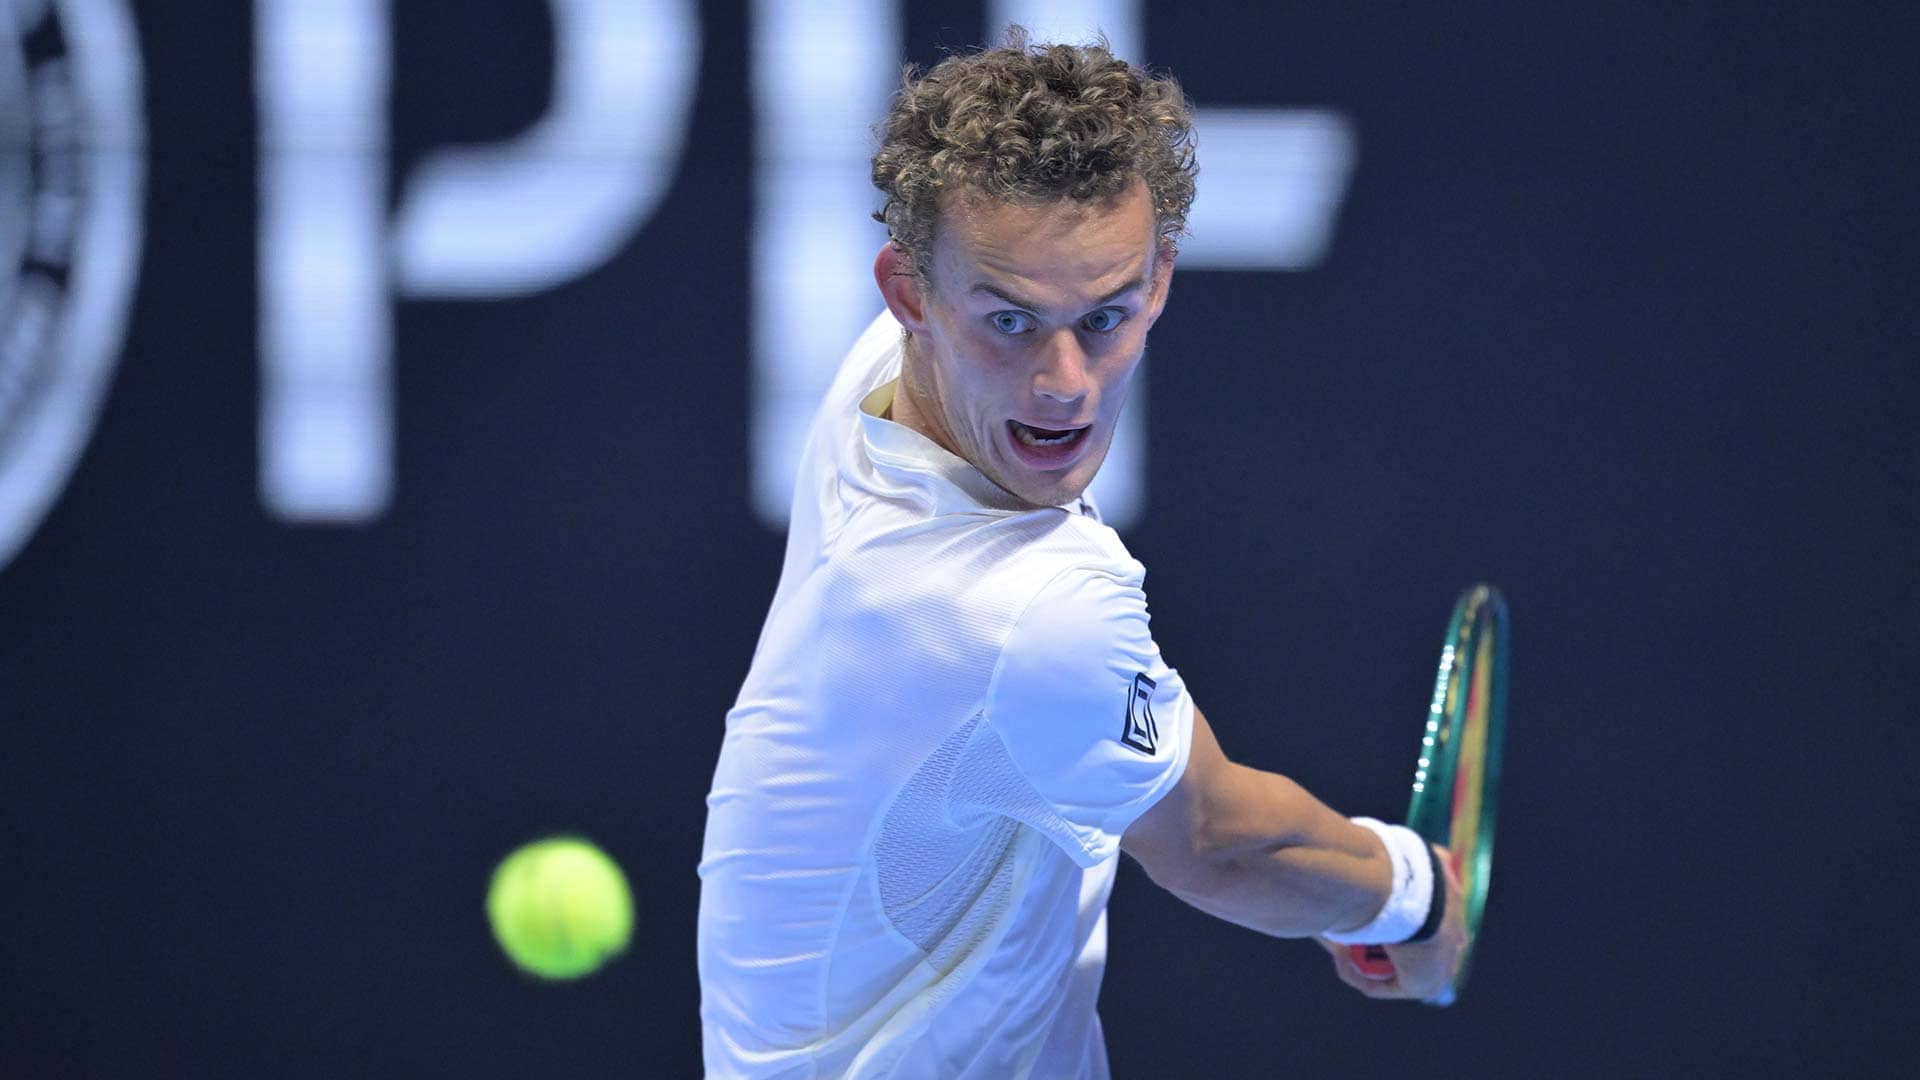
[698, 311, 1194, 1078]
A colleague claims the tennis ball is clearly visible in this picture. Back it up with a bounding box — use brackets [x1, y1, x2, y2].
[486, 836, 633, 980]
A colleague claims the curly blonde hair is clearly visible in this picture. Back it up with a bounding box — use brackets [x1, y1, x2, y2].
[871, 28, 1198, 280]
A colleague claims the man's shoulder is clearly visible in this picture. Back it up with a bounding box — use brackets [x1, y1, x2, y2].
[991, 510, 1140, 593]
[829, 507, 1140, 634]
[863, 494, 1132, 567]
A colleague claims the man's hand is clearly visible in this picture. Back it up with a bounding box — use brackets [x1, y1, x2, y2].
[1316, 844, 1469, 1004]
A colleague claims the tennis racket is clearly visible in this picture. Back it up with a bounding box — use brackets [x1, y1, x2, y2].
[1349, 584, 1509, 1005]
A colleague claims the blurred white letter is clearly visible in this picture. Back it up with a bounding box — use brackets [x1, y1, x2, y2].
[256, 0, 700, 522]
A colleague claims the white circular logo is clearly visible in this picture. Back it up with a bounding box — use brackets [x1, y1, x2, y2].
[0, 0, 144, 572]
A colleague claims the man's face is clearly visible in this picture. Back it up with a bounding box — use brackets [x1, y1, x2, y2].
[886, 180, 1173, 509]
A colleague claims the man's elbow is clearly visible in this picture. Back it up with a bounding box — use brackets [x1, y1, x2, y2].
[1124, 808, 1251, 896]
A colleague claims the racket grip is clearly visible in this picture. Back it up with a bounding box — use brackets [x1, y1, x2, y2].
[1350, 944, 1396, 979]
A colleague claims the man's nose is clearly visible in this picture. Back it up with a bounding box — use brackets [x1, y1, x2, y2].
[1032, 329, 1091, 405]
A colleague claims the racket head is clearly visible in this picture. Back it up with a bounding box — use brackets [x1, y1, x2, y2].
[1403, 584, 1508, 996]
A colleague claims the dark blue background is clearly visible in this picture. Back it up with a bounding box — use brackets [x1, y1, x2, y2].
[4, 2, 1915, 1076]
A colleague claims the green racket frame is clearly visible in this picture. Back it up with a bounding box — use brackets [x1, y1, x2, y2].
[1405, 583, 1509, 997]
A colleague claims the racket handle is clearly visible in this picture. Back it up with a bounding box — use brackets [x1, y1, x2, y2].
[1350, 944, 1396, 979]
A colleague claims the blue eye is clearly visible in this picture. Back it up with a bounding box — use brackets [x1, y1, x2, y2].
[990, 311, 1033, 335]
[1082, 308, 1126, 333]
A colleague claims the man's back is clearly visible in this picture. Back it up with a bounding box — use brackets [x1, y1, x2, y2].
[698, 313, 1192, 1078]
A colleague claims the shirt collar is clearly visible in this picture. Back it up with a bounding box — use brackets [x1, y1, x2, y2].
[857, 380, 1037, 513]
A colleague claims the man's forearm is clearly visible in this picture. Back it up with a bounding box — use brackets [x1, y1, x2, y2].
[1138, 764, 1394, 939]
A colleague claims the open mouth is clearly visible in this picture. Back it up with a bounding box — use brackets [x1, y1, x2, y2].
[1008, 420, 1089, 449]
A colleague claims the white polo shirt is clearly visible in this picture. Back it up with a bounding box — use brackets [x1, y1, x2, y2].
[698, 311, 1194, 1079]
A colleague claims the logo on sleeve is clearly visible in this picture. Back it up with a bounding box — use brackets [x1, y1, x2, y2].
[1120, 672, 1159, 755]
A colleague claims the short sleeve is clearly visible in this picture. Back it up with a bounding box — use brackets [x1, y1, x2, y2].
[971, 564, 1193, 867]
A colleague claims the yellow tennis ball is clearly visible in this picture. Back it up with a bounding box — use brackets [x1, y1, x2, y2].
[486, 837, 634, 980]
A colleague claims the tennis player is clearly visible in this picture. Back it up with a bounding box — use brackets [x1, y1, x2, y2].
[698, 31, 1468, 1078]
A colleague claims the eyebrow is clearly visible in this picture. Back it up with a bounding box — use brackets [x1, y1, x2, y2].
[969, 277, 1147, 313]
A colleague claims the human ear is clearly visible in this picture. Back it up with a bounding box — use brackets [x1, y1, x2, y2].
[874, 242, 928, 333]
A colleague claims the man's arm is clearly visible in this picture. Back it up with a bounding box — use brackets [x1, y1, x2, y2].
[1119, 704, 1391, 937]
[1120, 704, 1467, 1000]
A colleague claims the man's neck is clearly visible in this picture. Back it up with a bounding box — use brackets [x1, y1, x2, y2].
[888, 335, 961, 459]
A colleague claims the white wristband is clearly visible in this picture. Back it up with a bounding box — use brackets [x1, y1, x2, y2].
[1320, 817, 1436, 946]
